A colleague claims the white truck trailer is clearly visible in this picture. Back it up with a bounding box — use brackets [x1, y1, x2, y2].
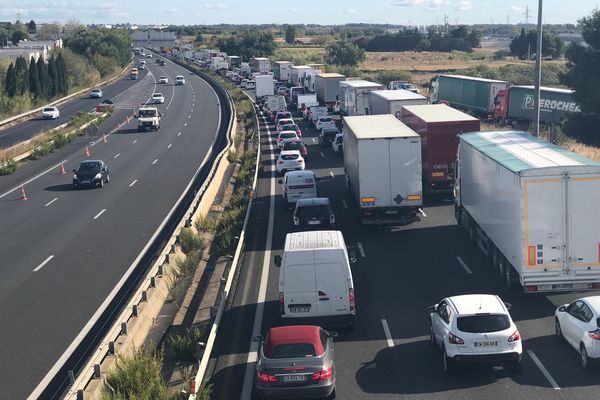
[289, 65, 315, 86]
[250, 57, 271, 73]
[255, 74, 275, 98]
[315, 73, 346, 108]
[369, 89, 428, 117]
[274, 61, 293, 82]
[343, 114, 423, 225]
[296, 93, 318, 111]
[455, 130, 600, 292]
[339, 80, 384, 116]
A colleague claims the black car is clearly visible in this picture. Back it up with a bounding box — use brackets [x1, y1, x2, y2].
[293, 198, 335, 229]
[319, 127, 340, 147]
[159, 60, 166, 66]
[282, 140, 308, 157]
[73, 160, 110, 189]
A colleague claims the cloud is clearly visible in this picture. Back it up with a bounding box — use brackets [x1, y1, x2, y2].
[456, 0, 472, 11]
[290, 7, 297, 13]
[510, 5, 522, 12]
[392, 0, 450, 8]
[346, 8, 357, 14]
[204, 3, 228, 9]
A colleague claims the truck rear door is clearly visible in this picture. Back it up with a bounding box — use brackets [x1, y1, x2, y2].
[389, 137, 422, 207]
[358, 139, 392, 207]
[567, 174, 600, 274]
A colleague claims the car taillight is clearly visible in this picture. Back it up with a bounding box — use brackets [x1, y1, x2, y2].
[257, 371, 277, 383]
[297, 159, 304, 163]
[311, 366, 333, 382]
[278, 138, 283, 141]
[349, 288, 355, 312]
[279, 292, 284, 304]
[448, 332, 464, 345]
[508, 330, 521, 342]
[588, 329, 600, 340]
[278, 160, 284, 164]
[525, 285, 538, 292]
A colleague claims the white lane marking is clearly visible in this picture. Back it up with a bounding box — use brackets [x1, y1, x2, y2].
[93, 209, 106, 220]
[320, 152, 325, 158]
[381, 319, 395, 348]
[129, 179, 138, 187]
[357, 242, 366, 258]
[241, 112, 276, 400]
[177, 132, 182, 136]
[132, 139, 138, 144]
[168, 143, 173, 149]
[456, 256, 472, 274]
[0, 159, 67, 200]
[34, 255, 54, 272]
[528, 350, 560, 390]
[312, 138, 316, 143]
[342, 199, 348, 209]
[419, 208, 428, 217]
[329, 171, 334, 178]
[44, 198, 58, 207]
[184, 122, 188, 127]
[152, 159, 158, 165]
[113, 153, 120, 159]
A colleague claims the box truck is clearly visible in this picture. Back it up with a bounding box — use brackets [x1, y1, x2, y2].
[265, 95, 287, 117]
[339, 80, 384, 116]
[315, 73, 346, 109]
[369, 89, 428, 117]
[255, 74, 275, 98]
[296, 93, 318, 111]
[455, 130, 600, 292]
[492, 85, 581, 126]
[273, 61, 293, 82]
[343, 114, 423, 225]
[289, 65, 315, 86]
[401, 104, 480, 195]
[432, 74, 508, 115]
[250, 57, 271, 73]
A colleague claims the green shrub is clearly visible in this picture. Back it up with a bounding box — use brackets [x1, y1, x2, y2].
[52, 132, 70, 148]
[179, 227, 203, 254]
[195, 214, 217, 233]
[30, 142, 54, 159]
[166, 272, 189, 306]
[176, 252, 200, 279]
[170, 326, 205, 363]
[0, 158, 18, 175]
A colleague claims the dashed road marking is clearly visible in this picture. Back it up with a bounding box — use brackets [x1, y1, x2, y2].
[93, 209, 106, 220]
[357, 242, 366, 258]
[456, 256, 472, 274]
[44, 198, 58, 207]
[34, 255, 54, 272]
[129, 179, 138, 187]
[381, 319, 395, 348]
[312, 138, 316, 143]
[132, 139, 138, 144]
[113, 153, 120, 159]
[528, 350, 560, 390]
[152, 159, 158, 165]
[419, 208, 428, 217]
[320, 152, 325, 158]
[342, 199, 348, 208]
[329, 171, 334, 178]
[168, 143, 172, 149]
[184, 122, 188, 127]
[177, 132, 182, 136]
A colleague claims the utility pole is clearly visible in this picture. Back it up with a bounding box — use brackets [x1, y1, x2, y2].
[533, 0, 543, 137]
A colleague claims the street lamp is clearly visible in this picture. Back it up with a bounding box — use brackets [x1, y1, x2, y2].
[533, 0, 543, 137]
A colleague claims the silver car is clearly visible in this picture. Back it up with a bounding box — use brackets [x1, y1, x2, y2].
[256, 325, 336, 399]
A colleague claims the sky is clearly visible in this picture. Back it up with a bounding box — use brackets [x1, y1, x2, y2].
[0, 0, 598, 26]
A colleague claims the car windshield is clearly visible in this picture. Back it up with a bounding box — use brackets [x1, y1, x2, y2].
[92, 90, 100, 93]
[457, 315, 510, 333]
[320, 117, 333, 123]
[283, 142, 303, 151]
[153, 94, 163, 98]
[43, 108, 54, 112]
[78, 162, 101, 172]
[296, 205, 331, 219]
[139, 109, 157, 117]
[280, 133, 296, 139]
[270, 343, 316, 359]
[281, 153, 299, 160]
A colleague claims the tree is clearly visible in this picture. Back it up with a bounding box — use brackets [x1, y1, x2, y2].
[216, 31, 276, 59]
[56, 53, 69, 95]
[5, 63, 16, 97]
[47, 55, 57, 98]
[14, 56, 29, 96]
[325, 40, 365, 66]
[510, 28, 564, 59]
[11, 30, 28, 45]
[27, 20, 36, 33]
[285, 25, 296, 44]
[28, 57, 40, 97]
[561, 9, 600, 144]
[36, 56, 48, 98]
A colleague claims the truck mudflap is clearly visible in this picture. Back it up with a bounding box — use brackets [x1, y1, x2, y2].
[359, 207, 420, 225]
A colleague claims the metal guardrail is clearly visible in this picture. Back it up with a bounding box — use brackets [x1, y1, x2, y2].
[29, 62, 234, 400]
[190, 90, 261, 399]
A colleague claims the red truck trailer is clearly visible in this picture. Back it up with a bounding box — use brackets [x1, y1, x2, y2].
[401, 104, 480, 195]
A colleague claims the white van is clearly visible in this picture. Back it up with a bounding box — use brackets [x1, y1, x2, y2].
[275, 230, 356, 327]
[279, 170, 318, 209]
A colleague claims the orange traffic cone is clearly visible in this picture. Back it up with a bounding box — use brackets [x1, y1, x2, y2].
[59, 162, 66, 175]
[85, 146, 90, 157]
[20, 186, 28, 200]
[102, 134, 107, 144]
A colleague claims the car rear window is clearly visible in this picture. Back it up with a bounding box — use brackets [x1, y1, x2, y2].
[320, 117, 332, 122]
[281, 132, 296, 139]
[271, 343, 316, 358]
[283, 142, 302, 151]
[44, 108, 54, 112]
[296, 205, 331, 219]
[457, 315, 510, 333]
[281, 153, 299, 161]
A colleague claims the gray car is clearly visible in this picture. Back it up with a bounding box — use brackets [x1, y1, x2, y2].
[256, 325, 336, 399]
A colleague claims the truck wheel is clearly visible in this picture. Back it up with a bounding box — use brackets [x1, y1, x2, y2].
[504, 260, 516, 289]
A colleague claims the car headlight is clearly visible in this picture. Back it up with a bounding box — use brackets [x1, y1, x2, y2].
[73, 174, 78, 180]
[94, 173, 102, 179]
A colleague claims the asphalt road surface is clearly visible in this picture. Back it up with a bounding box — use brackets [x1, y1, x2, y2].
[0, 55, 221, 399]
[208, 96, 600, 400]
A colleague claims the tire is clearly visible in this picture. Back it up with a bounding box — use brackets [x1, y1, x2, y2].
[555, 319, 563, 341]
[581, 344, 593, 370]
[98, 178, 104, 188]
[504, 262, 516, 289]
[441, 346, 453, 376]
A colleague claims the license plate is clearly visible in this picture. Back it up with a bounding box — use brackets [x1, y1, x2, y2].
[553, 283, 574, 289]
[289, 306, 310, 313]
[308, 220, 321, 225]
[283, 374, 306, 382]
[474, 341, 498, 348]
[81, 180, 90, 184]
[385, 210, 398, 215]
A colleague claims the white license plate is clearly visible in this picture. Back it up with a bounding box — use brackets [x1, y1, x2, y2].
[81, 180, 90, 184]
[307, 220, 321, 225]
[289, 306, 310, 313]
[474, 341, 498, 348]
[283, 374, 306, 382]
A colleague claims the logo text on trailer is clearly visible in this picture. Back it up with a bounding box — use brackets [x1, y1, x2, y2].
[522, 94, 581, 113]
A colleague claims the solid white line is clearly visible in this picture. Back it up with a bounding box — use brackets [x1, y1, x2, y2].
[528, 350, 560, 390]
[34, 255, 54, 272]
[241, 112, 276, 400]
[168, 143, 173, 149]
[0, 159, 67, 200]
[93, 209, 106, 220]
[342, 199, 348, 208]
[177, 131, 182, 136]
[129, 179, 137, 187]
[44, 198, 58, 207]
[456, 256, 473, 274]
[113, 153, 120, 159]
[329, 171, 334, 178]
[381, 319, 395, 348]
[419, 208, 428, 217]
[152, 159, 158, 165]
[320, 152, 325, 158]
[357, 242, 366, 258]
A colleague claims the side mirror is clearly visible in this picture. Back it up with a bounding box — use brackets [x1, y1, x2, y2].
[274, 255, 282, 266]
[597, 317, 600, 328]
[72, 169, 76, 173]
[328, 331, 339, 339]
[426, 305, 437, 314]
[277, 179, 283, 184]
[503, 302, 512, 310]
[558, 305, 567, 312]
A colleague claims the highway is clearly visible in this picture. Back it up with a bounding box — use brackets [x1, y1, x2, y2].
[0, 55, 221, 399]
[209, 99, 600, 400]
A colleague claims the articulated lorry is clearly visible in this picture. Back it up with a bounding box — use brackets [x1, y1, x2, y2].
[455, 130, 600, 292]
[273, 61, 293, 82]
[369, 89, 428, 117]
[344, 114, 423, 225]
[339, 80, 384, 116]
[432, 74, 508, 116]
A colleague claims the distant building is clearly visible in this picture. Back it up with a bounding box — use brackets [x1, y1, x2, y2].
[132, 31, 176, 51]
[0, 48, 42, 63]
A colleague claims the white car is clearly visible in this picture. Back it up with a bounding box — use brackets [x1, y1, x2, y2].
[175, 75, 185, 85]
[555, 296, 600, 369]
[332, 133, 343, 153]
[90, 88, 103, 98]
[276, 118, 295, 132]
[428, 294, 522, 374]
[146, 53, 153, 58]
[152, 93, 165, 104]
[158, 76, 169, 84]
[315, 116, 336, 131]
[240, 78, 249, 88]
[276, 150, 305, 174]
[276, 130, 300, 149]
[246, 80, 256, 89]
[41, 106, 60, 119]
